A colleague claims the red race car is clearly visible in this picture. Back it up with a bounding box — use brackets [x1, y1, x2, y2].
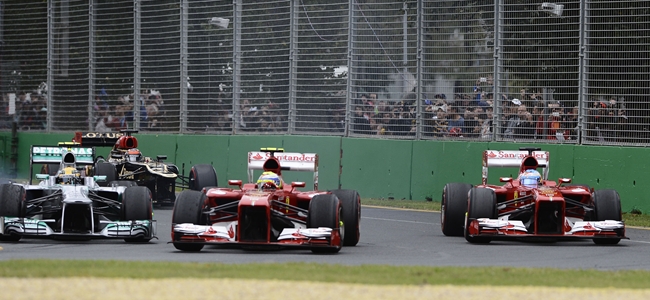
[171, 148, 360, 253]
[441, 147, 626, 244]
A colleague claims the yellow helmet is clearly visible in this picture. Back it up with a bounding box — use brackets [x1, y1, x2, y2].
[257, 171, 281, 189]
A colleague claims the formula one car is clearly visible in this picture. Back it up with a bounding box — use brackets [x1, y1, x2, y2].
[441, 147, 626, 244]
[171, 148, 361, 253]
[72, 131, 181, 205]
[0, 145, 156, 242]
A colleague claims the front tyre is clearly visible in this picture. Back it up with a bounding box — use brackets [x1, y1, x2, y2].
[121, 186, 154, 243]
[329, 189, 361, 246]
[464, 187, 497, 244]
[308, 194, 342, 253]
[591, 189, 622, 245]
[441, 183, 472, 236]
[171, 190, 207, 251]
[0, 184, 26, 242]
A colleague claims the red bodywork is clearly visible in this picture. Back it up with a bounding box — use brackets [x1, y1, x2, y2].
[465, 149, 626, 241]
[172, 151, 342, 250]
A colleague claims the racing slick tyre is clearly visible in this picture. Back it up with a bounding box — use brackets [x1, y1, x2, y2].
[94, 162, 117, 187]
[464, 187, 497, 244]
[0, 184, 26, 242]
[592, 189, 622, 245]
[121, 186, 154, 243]
[441, 183, 473, 237]
[189, 164, 218, 191]
[171, 190, 207, 251]
[329, 189, 361, 246]
[307, 194, 342, 253]
[109, 180, 138, 187]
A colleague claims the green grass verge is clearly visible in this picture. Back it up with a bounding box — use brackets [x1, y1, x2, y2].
[0, 259, 649, 289]
[362, 198, 650, 228]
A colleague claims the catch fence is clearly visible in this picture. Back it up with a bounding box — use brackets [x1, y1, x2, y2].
[1, 0, 648, 146]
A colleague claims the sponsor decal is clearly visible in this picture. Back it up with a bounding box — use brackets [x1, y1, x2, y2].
[83, 132, 123, 139]
[228, 225, 235, 238]
[32, 147, 93, 157]
[537, 187, 556, 196]
[487, 150, 548, 160]
[249, 152, 316, 162]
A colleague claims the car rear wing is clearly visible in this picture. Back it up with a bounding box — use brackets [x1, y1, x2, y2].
[30, 145, 96, 184]
[247, 151, 319, 190]
[72, 131, 124, 147]
[482, 150, 549, 185]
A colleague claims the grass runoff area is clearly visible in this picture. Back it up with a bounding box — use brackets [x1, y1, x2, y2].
[1, 198, 649, 288]
[1, 260, 650, 289]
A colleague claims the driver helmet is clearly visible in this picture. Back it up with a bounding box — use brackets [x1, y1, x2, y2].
[519, 169, 541, 188]
[126, 148, 142, 162]
[257, 171, 282, 190]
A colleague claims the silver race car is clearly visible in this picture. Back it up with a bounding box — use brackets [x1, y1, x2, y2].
[0, 145, 156, 242]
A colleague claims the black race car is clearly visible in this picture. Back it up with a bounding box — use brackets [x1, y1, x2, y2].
[72, 130, 192, 205]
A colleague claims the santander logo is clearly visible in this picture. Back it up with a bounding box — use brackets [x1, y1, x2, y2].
[487, 150, 548, 160]
[249, 152, 316, 162]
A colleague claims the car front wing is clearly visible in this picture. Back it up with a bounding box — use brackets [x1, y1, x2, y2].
[172, 222, 341, 249]
[1, 217, 156, 239]
[466, 218, 626, 240]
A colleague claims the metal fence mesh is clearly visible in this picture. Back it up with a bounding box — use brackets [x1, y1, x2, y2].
[2, 0, 650, 146]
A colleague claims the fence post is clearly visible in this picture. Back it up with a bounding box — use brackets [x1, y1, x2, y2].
[232, 0, 242, 134]
[492, 0, 503, 141]
[577, 0, 587, 144]
[88, 0, 95, 132]
[133, 0, 141, 130]
[288, 0, 299, 134]
[345, 0, 355, 137]
[47, 0, 54, 132]
[180, 0, 188, 133]
[415, 0, 423, 140]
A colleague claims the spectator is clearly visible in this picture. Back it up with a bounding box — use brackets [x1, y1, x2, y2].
[532, 105, 545, 139]
[432, 109, 449, 137]
[480, 106, 494, 139]
[447, 108, 465, 137]
[463, 106, 480, 138]
[352, 106, 371, 134]
[565, 106, 579, 140]
[547, 103, 567, 140]
[514, 104, 535, 139]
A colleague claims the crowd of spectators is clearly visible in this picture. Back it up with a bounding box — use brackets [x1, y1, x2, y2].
[350, 77, 629, 142]
[0, 80, 635, 143]
[93, 89, 165, 132]
[1, 91, 47, 130]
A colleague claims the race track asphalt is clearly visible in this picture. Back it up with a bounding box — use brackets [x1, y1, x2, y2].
[1, 206, 649, 270]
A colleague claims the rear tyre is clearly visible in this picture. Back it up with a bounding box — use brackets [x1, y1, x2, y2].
[94, 162, 117, 187]
[441, 183, 472, 236]
[592, 189, 622, 245]
[121, 186, 153, 243]
[465, 187, 497, 244]
[329, 189, 361, 246]
[171, 190, 207, 251]
[189, 164, 218, 191]
[308, 194, 341, 253]
[0, 184, 26, 242]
